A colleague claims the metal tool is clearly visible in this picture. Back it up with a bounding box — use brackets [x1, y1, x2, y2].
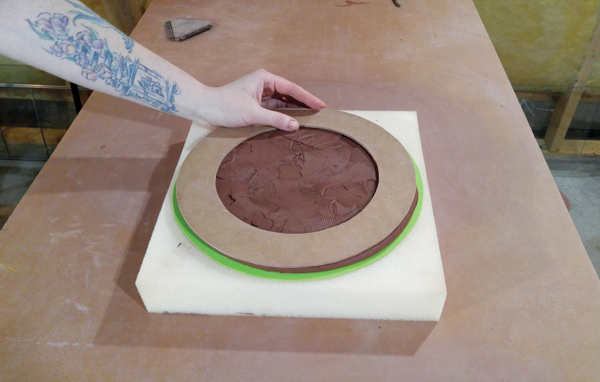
[166, 19, 212, 41]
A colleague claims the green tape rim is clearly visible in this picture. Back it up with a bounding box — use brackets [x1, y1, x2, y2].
[173, 157, 424, 281]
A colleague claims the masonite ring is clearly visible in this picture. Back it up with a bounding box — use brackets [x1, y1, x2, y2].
[176, 109, 416, 271]
[172, 161, 422, 280]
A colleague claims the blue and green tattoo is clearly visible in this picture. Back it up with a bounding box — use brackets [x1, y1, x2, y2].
[27, 0, 180, 113]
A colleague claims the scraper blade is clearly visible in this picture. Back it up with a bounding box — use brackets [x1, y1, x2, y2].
[166, 19, 212, 41]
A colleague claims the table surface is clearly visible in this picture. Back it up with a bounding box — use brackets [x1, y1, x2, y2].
[2, 0, 599, 380]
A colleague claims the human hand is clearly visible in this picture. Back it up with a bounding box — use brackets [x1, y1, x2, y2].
[196, 69, 326, 131]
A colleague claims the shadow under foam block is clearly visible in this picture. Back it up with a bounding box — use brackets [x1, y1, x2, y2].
[135, 111, 446, 321]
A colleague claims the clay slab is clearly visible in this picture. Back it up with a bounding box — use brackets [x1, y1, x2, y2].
[135, 111, 447, 321]
[215, 128, 381, 235]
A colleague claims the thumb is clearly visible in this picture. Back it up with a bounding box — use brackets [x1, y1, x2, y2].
[250, 108, 299, 131]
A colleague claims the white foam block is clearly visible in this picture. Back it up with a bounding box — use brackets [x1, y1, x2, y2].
[136, 111, 446, 321]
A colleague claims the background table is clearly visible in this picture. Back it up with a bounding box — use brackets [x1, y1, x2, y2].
[2, 0, 599, 380]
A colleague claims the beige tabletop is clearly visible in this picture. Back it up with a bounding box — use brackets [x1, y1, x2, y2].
[2, 0, 599, 380]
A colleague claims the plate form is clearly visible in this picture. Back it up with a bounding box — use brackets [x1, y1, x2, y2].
[174, 109, 422, 280]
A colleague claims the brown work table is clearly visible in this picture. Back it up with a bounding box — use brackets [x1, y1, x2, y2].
[2, 0, 600, 380]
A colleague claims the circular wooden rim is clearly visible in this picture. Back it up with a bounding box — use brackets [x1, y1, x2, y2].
[176, 109, 416, 269]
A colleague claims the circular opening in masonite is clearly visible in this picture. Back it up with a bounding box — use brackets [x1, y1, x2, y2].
[215, 127, 379, 234]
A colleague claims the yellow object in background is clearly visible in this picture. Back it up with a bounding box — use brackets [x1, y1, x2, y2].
[474, 0, 600, 92]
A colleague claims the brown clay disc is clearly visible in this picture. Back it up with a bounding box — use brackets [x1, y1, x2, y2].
[215, 128, 379, 234]
[176, 109, 417, 272]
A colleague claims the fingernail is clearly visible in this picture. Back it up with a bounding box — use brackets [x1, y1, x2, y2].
[288, 120, 299, 130]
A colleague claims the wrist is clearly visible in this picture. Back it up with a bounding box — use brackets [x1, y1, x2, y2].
[173, 78, 212, 123]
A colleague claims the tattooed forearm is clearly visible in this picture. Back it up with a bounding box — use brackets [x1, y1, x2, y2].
[2, 0, 326, 131]
[26, 6, 180, 114]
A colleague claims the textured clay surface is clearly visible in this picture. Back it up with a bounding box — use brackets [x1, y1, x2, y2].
[216, 128, 378, 234]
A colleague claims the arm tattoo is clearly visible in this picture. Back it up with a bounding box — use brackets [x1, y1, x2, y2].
[26, 5, 180, 114]
[64, 0, 134, 53]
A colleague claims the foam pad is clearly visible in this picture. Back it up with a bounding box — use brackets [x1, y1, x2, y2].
[135, 111, 446, 321]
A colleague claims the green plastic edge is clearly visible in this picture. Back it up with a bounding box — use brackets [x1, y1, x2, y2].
[173, 158, 424, 281]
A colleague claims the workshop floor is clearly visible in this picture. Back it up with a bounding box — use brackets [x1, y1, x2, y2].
[1, 149, 599, 278]
[547, 155, 600, 277]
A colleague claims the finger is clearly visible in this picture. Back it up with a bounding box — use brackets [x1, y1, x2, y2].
[269, 92, 309, 108]
[249, 107, 300, 131]
[262, 98, 286, 109]
[262, 98, 300, 109]
[264, 74, 327, 109]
